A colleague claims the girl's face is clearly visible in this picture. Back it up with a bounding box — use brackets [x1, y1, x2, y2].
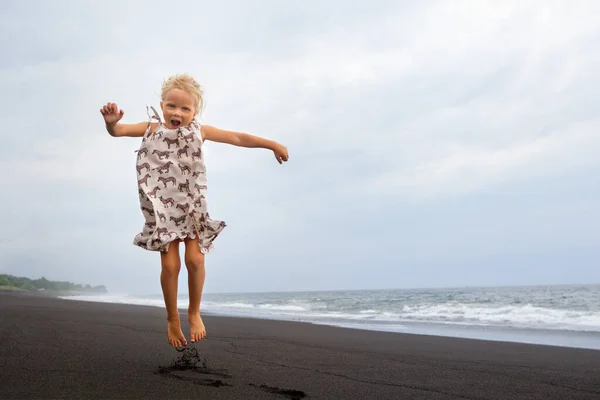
[160, 88, 198, 129]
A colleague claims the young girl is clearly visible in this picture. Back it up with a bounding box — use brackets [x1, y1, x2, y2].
[100, 73, 289, 348]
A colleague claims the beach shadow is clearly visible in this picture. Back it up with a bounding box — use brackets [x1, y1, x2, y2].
[156, 346, 232, 387]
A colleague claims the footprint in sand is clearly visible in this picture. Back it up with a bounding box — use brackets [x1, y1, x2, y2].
[155, 346, 231, 387]
[156, 347, 307, 398]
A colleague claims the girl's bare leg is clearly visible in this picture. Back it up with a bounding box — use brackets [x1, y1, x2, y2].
[183, 237, 206, 342]
[160, 240, 187, 347]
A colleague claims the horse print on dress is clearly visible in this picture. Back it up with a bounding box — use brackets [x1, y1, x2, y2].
[193, 195, 205, 208]
[152, 130, 164, 140]
[138, 174, 151, 187]
[191, 148, 202, 161]
[145, 221, 156, 229]
[158, 176, 176, 188]
[163, 137, 180, 149]
[156, 161, 173, 174]
[170, 214, 187, 227]
[194, 184, 207, 192]
[147, 186, 161, 198]
[159, 196, 176, 208]
[137, 148, 148, 159]
[182, 131, 195, 143]
[152, 149, 171, 160]
[156, 227, 168, 236]
[136, 162, 151, 175]
[176, 203, 190, 214]
[178, 179, 190, 193]
[178, 164, 191, 175]
[157, 211, 166, 222]
[177, 145, 189, 159]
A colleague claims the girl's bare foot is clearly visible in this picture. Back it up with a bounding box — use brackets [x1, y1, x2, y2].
[167, 318, 188, 347]
[188, 312, 206, 342]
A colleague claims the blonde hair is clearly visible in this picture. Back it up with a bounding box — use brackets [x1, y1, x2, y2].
[161, 73, 205, 114]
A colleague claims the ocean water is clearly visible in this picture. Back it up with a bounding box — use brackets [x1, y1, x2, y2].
[61, 284, 600, 350]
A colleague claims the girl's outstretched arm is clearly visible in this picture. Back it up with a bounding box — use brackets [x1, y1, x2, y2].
[201, 125, 289, 164]
[100, 102, 154, 137]
[105, 121, 152, 137]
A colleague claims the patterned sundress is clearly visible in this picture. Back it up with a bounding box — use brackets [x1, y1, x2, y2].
[132, 106, 226, 253]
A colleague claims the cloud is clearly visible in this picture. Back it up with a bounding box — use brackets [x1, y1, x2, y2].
[370, 118, 600, 200]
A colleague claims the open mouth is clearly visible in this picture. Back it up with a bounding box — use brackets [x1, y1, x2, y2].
[171, 119, 182, 127]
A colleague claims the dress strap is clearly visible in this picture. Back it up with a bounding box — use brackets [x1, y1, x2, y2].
[147, 105, 162, 123]
[142, 105, 162, 139]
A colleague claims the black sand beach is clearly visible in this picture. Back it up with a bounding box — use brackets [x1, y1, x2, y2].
[1, 291, 599, 399]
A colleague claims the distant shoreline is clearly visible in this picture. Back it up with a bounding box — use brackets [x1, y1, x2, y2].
[0, 286, 107, 298]
[0, 273, 107, 296]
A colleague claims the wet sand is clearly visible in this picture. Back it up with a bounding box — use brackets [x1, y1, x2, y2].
[1, 291, 599, 399]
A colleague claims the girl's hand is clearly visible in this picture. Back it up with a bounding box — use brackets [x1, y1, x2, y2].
[100, 102, 125, 125]
[273, 143, 289, 164]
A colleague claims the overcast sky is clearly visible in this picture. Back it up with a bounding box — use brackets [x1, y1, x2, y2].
[1, 0, 599, 295]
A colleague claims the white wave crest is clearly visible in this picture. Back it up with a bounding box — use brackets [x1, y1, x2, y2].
[60, 294, 600, 332]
